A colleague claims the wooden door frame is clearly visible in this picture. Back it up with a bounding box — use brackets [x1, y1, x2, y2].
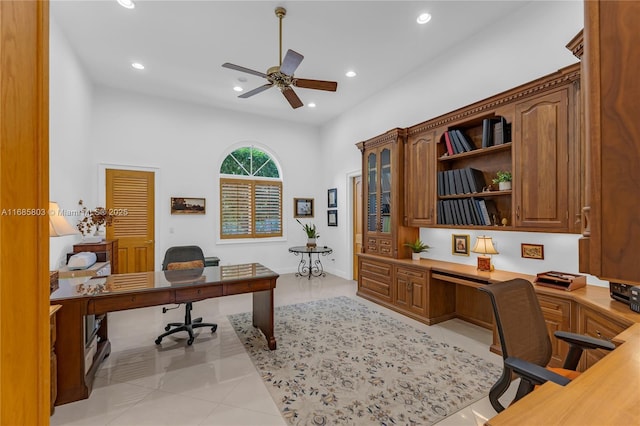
[98, 163, 161, 270]
[0, 1, 50, 423]
[346, 170, 361, 281]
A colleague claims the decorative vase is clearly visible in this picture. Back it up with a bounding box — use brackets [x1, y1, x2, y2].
[498, 181, 512, 191]
[412, 252, 421, 261]
[94, 224, 105, 238]
[306, 238, 317, 248]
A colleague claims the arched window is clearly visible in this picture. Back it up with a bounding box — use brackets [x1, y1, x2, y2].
[219, 146, 282, 239]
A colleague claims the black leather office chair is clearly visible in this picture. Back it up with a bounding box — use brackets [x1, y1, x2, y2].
[479, 278, 615, 412]
[154, 246, 217, 346]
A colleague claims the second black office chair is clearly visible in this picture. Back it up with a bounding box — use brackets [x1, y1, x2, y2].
[155, 245, 217, 346]
[479, 278, 615, 412]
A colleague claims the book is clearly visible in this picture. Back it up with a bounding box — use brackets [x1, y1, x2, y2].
[464, 167, 486, 193]
[461, 198, 473, 225]
[477, 199, 491, 225]
[484, 199, 499, 225]
[437, 201, 444, 224]
[453, 168, 464, 195]
[457, 168, 471, 194]
[482, 118, 494, 148]
[468, 198, 482, 225]
[446, 170, 456, 196]
[494, 117, 511, 145]
[449, 130, 465, 154]
[454, 129, 475, 152]
[437, 171, 445, 196]
[443, 200, 454, 225]
[443, 131, 455, 156]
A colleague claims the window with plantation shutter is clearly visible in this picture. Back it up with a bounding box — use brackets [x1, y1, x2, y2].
[220, 146, 282, 239]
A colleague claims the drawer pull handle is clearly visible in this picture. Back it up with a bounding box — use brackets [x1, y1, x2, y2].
[596, 330, 602, 338]
[131, 296, 136, 302]
[197, 289, 201, 295]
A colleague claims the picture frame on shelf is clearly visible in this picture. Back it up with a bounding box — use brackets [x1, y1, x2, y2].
[452, 234, 470, 256]
[294, 198, 314, 218]
[328, 188, 337, 208]
[521, 243, 544, 259]
[327, 209, 338, 227]
[171, 197, 206, 215]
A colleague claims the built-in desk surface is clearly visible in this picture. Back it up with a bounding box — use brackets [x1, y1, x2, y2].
[486, 323, 640, 425]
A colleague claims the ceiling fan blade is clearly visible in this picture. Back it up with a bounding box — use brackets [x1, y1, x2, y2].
[281, 86, 304, 109]
[239, 83, 273, 98]
[294, 78, 338, 92]
[279, 49, 304, 76]
[222, 63, 267, 79]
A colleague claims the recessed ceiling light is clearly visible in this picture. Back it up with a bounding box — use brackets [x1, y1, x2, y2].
[131, 62, 144, 70]
[117, 0, 135, 9]
[308, 103, 316, 108]
[345, 70, 357, 78]
[417, 13, 432, 24]
[233, 86, 243, 92]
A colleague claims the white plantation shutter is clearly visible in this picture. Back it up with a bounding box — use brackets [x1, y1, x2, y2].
[220, 178, 282, 238]
[254, 182, 282, 236]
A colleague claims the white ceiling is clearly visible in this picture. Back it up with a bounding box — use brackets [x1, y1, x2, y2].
[50, 0, 531, 126]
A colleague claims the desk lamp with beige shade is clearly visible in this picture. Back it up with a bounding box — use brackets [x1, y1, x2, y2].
[471, 236, 499, 271]
[49, 202, 80, 291]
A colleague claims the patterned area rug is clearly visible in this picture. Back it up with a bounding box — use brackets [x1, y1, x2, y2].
[228, 296, 501, 425]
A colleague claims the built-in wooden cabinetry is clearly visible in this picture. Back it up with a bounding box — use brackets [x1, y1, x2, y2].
[401, 63, 581, 233]
[577, 305, 628, 370]
[394, 266, 428, 318]
[537, 294, 572, 367]
[580, 1, 640, 285]
[356, 128, 417, 258]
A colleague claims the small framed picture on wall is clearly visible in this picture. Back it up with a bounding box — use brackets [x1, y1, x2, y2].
[328, 209, 338, 226]
[328, 188, 337, 208]
[294, 198, 314, 218]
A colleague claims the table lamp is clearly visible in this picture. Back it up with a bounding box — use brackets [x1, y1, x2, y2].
[471, 236, 498, 271]
[49, 201, 79, 237]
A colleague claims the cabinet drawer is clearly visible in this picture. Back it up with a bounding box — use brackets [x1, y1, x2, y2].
[175, 285, 223, 303]
[224, 280, 272, 296]
[361, 275, 392, 300]
[360, 259, 392, 283]
[580, 307, 627, 341]
[396, 267, 426, 280]
[90, 291, 172, 313]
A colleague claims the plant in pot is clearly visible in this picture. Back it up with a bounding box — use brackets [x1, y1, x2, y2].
[492, 170, 512, 191]
[404, 238, 429, 260]
[296, 219, 319, 248]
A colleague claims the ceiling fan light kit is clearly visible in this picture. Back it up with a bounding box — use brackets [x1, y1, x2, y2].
[222, 7, 338, 109]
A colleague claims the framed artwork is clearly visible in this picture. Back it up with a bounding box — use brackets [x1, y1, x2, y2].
[521, 243, 544, 259]
[452, 234, 470, 256]
[328, 209, 338, 226]
[171, 197, 206, 215]
[328, 188, 337, 208]
[294, 198, 314, 218]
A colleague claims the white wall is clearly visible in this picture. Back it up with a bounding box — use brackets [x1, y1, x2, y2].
[318, 1, 607, 286]
[49, 20, 94, 269]
[88, 86, 321, 272]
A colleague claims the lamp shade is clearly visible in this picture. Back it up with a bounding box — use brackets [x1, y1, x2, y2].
[471, 236, 499, 255]
[49, 202, 80, 237]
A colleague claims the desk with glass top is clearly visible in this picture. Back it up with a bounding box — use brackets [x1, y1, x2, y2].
[50, 263, 278, 406]
[288, 246, 333, 279]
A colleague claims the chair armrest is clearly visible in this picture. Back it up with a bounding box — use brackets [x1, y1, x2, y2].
[504, 357, 572, 386]
[554, 330, 616, 351]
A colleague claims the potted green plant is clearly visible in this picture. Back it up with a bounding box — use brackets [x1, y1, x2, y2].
[492, 170, 512, 191]
[404, 238, 429, 261]
[296, 219, 319, 248]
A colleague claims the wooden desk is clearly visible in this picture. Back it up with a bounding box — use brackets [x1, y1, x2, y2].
[486, 323, 640, 425]
[50, 263, 278, 406]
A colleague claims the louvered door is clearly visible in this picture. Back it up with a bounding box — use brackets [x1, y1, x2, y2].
[106, 169, 155, 273]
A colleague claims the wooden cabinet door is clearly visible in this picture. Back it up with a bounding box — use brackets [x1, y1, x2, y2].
[514, 89, 570, 230]
[405, 131, 436, 227]
[581, 1, 640, 284]
[537, 294, 572, 368]
[395, 266, 428, 317]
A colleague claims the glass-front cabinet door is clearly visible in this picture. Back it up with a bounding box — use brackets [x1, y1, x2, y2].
[367, 151, 378, 233]
[379, 147, 391, 234]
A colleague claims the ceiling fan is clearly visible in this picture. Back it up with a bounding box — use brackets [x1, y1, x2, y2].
[222, 7, 338, 109]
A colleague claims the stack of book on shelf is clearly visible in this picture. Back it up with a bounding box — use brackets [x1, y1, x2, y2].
[437, 167, 486, 196]
[443, 129, 476, 155]
[437, 198, 498, 226]
[481, 117, 511, 148]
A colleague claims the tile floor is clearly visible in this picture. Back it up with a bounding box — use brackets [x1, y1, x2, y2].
[51, 273, 516, 426]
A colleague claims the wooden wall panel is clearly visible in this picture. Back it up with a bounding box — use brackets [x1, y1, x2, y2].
[0, 0, 50, 423]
